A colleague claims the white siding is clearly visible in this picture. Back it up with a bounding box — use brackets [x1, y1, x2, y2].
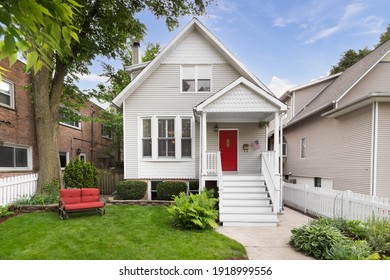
[123, 62, 242, 179]
[376, 103, 390, 199]
[339, 63, 390, 106]
[283, 105, 372, 194]
[163, 31, 226, 64]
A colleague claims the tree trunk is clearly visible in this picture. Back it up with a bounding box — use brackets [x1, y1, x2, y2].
[32, 58, 68, 191]
[32, 67, 61, 192]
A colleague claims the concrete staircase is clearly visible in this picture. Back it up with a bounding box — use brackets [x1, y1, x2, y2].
[219, 175, 279, 226]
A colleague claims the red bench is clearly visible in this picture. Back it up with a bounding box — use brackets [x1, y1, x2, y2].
[59, 188, 106, 220]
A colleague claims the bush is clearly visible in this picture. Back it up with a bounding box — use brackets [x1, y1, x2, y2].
[167, 191, 219, 230]
[156, 181, 187, 201]
[0, 206, 13, 217]
[64, 160, 98, 188]
[289, 223, 347, 259]
[116, 180, 147, 200]
[365, 217, 390, 256]
[327, 239, 372, 260]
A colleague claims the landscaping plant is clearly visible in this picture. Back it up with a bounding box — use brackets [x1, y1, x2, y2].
[11, 179, 60, 206]
[167, 191, 218, 230]
[116, 180, 147, 200]
[64, 160, 98, 188]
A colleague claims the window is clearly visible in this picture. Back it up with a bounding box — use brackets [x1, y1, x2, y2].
[142, 118, 152, 157]
[282, 142, 287, 157]
[79, 153, 86, 162]
[59, 108, 81, 129]
[158, 119, 175, 157]
[300, 137, 306, 159]
[59, 152, 69, 168]
[101, 124, 112, 139]
[181, 65, 211, 92]
[0, 80, 14, 108]
[0, 145, 30, 169]
[314, 177, 321, 188]
[181, 118, 192, 157]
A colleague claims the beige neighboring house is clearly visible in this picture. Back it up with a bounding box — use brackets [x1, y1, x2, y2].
[113, 18, 287, 226]
[279, 39, 390, 199]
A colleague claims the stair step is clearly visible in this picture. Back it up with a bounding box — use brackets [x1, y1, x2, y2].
[220, 206, 273, 214]
[219, 213, 279, 222]
[221, 192, 269, 199]
[221, 199, 271, 206]
[222, 186, 267, 192]
[223, 180, 265, 187]
[222, 221, 279, 227]
[223, 175, 264, 181]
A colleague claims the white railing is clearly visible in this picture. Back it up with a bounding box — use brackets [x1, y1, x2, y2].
[0, 173, 38, 206]
[205, 151, 219, 175]
[283, 182, 390, 222]
[261, 151, 281, 213]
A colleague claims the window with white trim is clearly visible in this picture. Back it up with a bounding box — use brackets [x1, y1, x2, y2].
[0, 79, 14, 108]
[0, 145, 31, 169]
[101, 124, 112, 139]
[181, 65, 211, 92]
[181, 118, 192, 157]
[300, 137, 306, 159]
[59, 108, 81, 129]
[158, 118, 175, 157]
[59, 151, 69, 168]
[142, 118, 152, 157]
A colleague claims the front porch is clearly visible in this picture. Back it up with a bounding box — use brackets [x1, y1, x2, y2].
[193, 77, 287, 226]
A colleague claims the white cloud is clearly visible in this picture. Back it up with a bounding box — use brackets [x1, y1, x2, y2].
[76, 73, 108, 83]
[268, 76, 296, 97]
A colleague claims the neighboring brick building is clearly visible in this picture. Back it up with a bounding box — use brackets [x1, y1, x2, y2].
[0, 59, 116, 178]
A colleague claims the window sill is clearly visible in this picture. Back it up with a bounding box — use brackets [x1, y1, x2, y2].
[141, 158, 194, 162]
[0, 167, 32, 172]
[59, 123, 81, 130]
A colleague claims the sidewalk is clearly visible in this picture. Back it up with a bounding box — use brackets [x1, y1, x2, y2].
[216, 207, 315, 260]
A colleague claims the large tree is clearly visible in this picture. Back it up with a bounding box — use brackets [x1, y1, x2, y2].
[1, 0, 213, 190]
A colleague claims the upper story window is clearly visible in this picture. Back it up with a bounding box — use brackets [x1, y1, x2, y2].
[181, 65, 211, 92]
[0, 144, 31, 170]
[0, 79, 14, 109]
[300, 137, 306, 159]
[59, 107, 81, 129]
[101, 124, 112, 139]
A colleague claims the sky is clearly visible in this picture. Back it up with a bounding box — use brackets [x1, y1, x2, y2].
[78, 0, 390, 100]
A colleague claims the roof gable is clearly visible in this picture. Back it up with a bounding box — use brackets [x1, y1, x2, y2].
[289, 39, 390, 125]
[195, 77, 287, 113]
[113, 18, 272, 107]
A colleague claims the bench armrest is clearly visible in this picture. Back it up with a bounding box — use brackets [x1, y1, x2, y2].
[59, 199, 67, 208]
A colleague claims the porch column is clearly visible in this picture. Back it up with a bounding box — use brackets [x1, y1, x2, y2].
[273, 112, 280, 174]
[201, 112, 207, 176]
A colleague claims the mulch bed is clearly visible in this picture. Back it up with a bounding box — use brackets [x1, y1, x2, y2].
[0, 213, 19, 224]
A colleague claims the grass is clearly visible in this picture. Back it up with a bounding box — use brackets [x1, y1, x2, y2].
[0, 205, 246, 260]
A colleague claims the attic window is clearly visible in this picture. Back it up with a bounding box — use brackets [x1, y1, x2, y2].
[181, 65, 211, 92]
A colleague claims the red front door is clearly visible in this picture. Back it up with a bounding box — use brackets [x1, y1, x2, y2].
[219, 130, 238, 171]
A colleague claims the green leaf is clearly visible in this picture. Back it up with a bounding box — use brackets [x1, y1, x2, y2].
[62, 26, 72, 46]
[26, 51, 39, 72]
[4, 35, 16, 55]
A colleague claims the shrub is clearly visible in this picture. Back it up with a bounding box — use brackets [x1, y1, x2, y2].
[365, 217, 390, 256]
[327, 239, 372, 260]
[289, 223, 347, 259]
[64, 160, 98, 188]
[116, 180, 147, 200]
[0, 206, 13, 217]
[167, 191, 219, 230]
[156, 181, 187, 201]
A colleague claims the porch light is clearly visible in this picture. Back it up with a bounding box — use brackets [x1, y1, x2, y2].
[214, 123, 219, 132]
[76, 148, 82, 155]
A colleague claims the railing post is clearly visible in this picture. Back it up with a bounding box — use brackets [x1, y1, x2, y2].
[201, 112, 207, 175]
[304, 184, 308, 214]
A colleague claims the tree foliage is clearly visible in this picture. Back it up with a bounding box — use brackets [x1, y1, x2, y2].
[0, 0, 80, 74]
[329, 23, 390, 75]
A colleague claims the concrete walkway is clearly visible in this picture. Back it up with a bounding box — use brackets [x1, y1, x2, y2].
[216, 207, 315, 260]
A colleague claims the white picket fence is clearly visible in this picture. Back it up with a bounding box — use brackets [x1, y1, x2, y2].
[283, 182, 390, 222]
[0, 173, 38, 206]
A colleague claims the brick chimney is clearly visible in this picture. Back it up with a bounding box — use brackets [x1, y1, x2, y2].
[132, 42, 141, 65]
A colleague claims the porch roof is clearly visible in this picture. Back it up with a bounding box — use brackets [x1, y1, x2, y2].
[194, 77, 287, 122]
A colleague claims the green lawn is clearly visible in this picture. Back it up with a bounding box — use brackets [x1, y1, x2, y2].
[0, 205, 246, 260]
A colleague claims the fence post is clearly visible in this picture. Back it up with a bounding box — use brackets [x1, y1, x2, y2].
[344, 190, 352, 220]
[304, 184, 308, 214]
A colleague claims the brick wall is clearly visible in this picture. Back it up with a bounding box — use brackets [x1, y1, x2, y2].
[0, 59, 39, 176]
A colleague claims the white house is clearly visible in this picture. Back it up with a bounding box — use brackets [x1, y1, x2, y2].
[113, 18, 287, 226]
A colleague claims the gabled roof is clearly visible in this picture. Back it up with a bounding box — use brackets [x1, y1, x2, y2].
[288, 39, 390, 126]
[195, 77, 287, 112]
[112, 17, 273, 107]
